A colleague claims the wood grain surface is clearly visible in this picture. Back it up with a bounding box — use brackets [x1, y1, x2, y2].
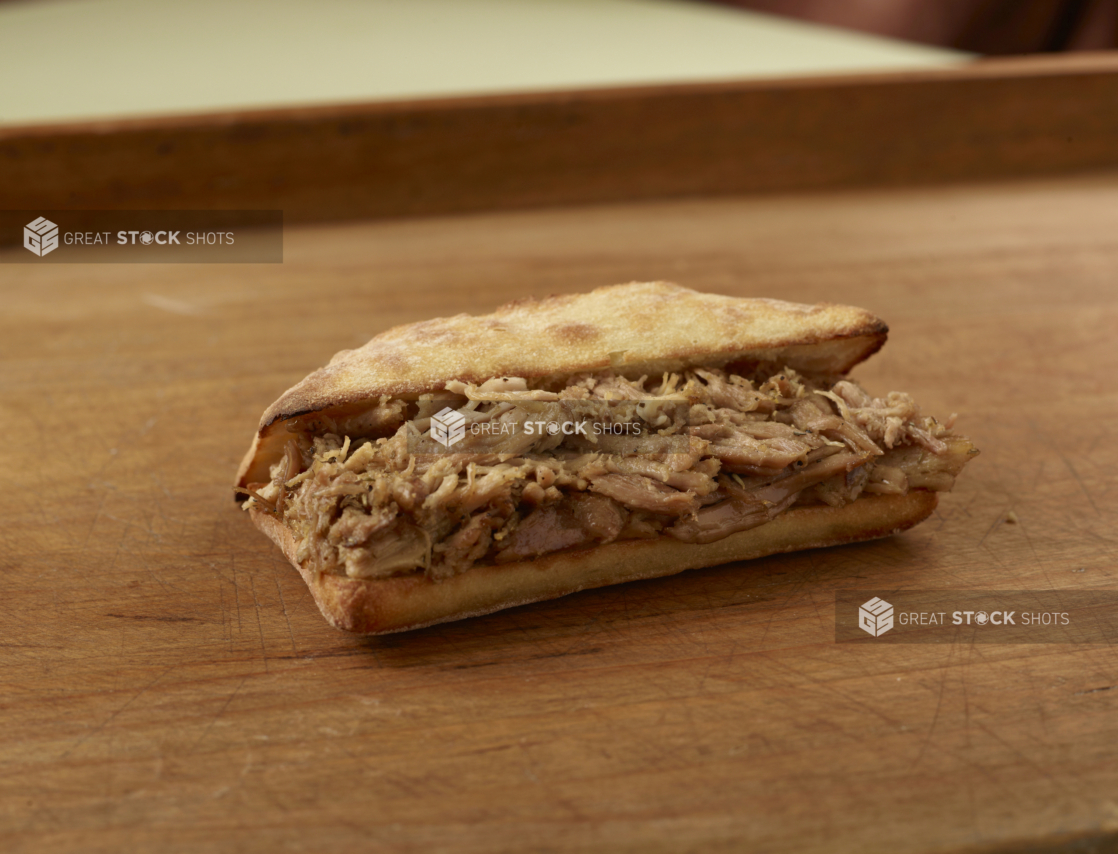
[2, 173, 1118, 853]
[6, 53, 1118, 238]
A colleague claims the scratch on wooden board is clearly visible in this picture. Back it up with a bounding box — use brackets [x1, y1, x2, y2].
[248, 570, 270, 672]
[1073, 684, 1118, 696]
[273, 567, 299, 652]
[1028, 418, 1100, 516]
[963, 778, 979, 839]
[82, 489, 109, 551]
[271, 557, 298, 653]
[1011, 512, 1048, 582]
[970, 718, 1078, 798]
[335, 743, 382, 782]
[218, 584, 229, 649]
[59, 666, 176, 759]
[767, 653, 900, 729]
[104, 613, 202, 623]
[911, 649, 953, 770]
[230, 554, 242, 632]
[1083, 529, 1118, 563]
[977, 511, 1010, 548]
[960, 660, 975, 754]
[141, 293, 205, 316]
[190, 677, 247, 754]
[240, 747, 255, 779]
[1030, 457, 1048, 494]
[755, 564, 813, 648]
[978, 539, 1015, 574]
[1021, 661, 1052, 739]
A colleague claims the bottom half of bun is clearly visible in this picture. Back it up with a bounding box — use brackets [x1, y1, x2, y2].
[247, 491, 937, 635]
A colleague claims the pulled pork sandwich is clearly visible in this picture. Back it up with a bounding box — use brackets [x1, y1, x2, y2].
[235, 282, 977, 634]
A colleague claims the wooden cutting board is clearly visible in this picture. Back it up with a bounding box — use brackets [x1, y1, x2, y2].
[2, 172, 1116, 854]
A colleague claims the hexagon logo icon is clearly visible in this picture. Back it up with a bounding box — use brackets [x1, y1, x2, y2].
[430, 407, 466, 448]
[24, 216, 59, 257]
[858, 597, 894, 637]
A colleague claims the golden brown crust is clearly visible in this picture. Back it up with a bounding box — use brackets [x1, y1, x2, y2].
[248, 491, 936, 635]
[236, 282, 886, 487]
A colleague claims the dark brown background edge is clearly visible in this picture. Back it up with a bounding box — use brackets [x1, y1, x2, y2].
[3, 53, 1118, 243]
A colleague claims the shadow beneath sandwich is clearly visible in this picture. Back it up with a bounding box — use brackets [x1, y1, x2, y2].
[350, 534, 929, 670]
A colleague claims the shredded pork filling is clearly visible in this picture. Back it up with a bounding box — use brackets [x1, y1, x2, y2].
[242, 366, 977, 580]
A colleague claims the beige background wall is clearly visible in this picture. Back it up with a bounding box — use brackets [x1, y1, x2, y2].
[0, 0, 967, 126]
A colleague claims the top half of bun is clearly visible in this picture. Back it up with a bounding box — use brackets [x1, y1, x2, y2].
[236, 282, 888, 488]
